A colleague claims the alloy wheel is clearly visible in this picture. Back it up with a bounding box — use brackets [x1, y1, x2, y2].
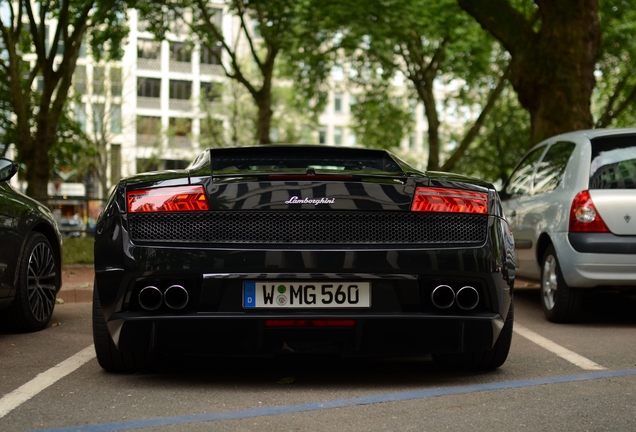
[541, 254, 558, 311]
[26, 242, 57, 323]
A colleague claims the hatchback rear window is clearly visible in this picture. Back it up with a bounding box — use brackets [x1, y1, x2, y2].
[590, 135, 636, 189]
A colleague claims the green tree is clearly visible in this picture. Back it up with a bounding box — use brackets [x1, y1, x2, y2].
[139, 0, 324, 145]
[0, 0, 129, 198]
[349, 83, 413, 151]
[594, 0, 636, 127]
[453, 88, 530, 185]
[458, 0, 601, 145]
[299, 0, 507, 171]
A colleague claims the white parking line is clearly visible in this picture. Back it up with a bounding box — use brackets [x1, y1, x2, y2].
[514, 323, 606, 370]
[0, 345, 95, 419]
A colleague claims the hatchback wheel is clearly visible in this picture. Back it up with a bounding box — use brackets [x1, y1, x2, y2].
[541, 245, 582, 323]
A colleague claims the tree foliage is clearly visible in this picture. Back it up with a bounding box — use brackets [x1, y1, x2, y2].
[138, 0, 329, 145]
[458, 0, 601, 145]
[594, 0, 636, 127]
[0, 0, 129, 198]
[295, 0, 507, 171]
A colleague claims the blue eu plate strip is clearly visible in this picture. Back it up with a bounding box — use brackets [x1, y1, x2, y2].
[243, 282, 256, 308]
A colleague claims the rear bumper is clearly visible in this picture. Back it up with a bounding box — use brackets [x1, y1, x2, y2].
[553, 233, 636, 288]
[94, 213, 515, 356]
[109, 313, 505, 356]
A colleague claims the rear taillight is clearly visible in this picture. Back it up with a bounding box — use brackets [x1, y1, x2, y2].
[411, 187, 488, 214]
[569, 190, 609, 232]
[127, 185, 210, 213]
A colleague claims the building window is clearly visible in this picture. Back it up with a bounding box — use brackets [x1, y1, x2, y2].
[92, 103, 105, 134]
[137, 78, 161, 98]
[170, 42, 191, 62]
[334, 128, 343, 145]
[110, 144, 121, 185]
[164, 159, 190, 170]
[136, 115, 161, 135]
[110, 104, 122, 133]
[137, 39, 161, 59]
[200, 82, 222, 102]
[110, 67, 122, 97]
[318, 127, 326, 144]
[334, 93, 343, 113]
[74, 103, 86, 132]
[200, 44, 222, 65]
[93, 66, 105, 95]
[169, 80, 192, 100]
[168, 117, 192, 136]
[74, 66, 86, 95]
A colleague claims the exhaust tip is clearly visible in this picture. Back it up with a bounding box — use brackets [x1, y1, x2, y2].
[138, 286, 163, 311]
[164, 285, 189, 310]
[456, 286, 480, 310]
[431, 284, 455, 309]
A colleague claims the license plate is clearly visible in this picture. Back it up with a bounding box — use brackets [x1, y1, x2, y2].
[243, 281, 371, 308]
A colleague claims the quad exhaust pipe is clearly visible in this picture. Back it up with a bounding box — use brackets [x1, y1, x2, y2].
[431, 284, 479, 310]
[138, 284, 189, 311]
[138, 286, 163, 311]
[164, 285, 189, 310]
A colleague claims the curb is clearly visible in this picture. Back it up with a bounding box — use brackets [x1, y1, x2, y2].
[58, 287, 93, 304]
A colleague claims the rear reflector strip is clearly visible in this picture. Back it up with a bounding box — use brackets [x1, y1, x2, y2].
[411, 187, 488, 214]
[265, 319, 356, 328]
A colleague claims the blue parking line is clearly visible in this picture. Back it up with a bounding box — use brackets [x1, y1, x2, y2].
[32, 368, 636, 432]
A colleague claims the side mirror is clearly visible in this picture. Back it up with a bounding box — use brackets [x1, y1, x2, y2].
[0, 157, 19, 182]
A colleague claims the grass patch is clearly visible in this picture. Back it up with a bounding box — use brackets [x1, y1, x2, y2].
[62, 237, 94, 265]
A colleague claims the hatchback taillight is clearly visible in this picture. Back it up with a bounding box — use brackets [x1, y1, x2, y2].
[411, 187, 488, 214]
[127, 185, 210, 213]
[569, 190, 609, 232]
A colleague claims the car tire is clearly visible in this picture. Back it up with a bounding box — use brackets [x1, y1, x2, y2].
[540, 245, 583, 323]
[432, 302, 514, 370]
[93, 288, 156, 373]
[4, 232, 59, 332]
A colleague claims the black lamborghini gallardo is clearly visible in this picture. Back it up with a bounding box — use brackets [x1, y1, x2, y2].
[93, 146, 515, 372]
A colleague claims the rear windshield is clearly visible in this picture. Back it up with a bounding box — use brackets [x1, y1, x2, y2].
[590, 135, 636, 189]
[207, 147, 404, 175]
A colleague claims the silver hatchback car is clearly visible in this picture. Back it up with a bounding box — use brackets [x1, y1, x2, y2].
[500, 129, 636, 322]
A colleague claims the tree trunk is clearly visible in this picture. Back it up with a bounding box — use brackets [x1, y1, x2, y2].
[256, 100, 273, 144]
[458, 0, 600, 145]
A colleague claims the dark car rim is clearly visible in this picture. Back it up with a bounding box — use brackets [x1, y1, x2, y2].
[27, 242, 57, 322]
[541, 254, 558, 311]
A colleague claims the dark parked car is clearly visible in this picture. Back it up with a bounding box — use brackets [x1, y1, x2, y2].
[0, 157, 62, 331]
[93, 145, 515, 372]
[500, 129, 636, 322]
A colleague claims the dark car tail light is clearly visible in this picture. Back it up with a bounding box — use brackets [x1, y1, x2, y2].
[569, 190, 609, 232]
[411, 187, 488, 214]
[127, 185, 210, 213]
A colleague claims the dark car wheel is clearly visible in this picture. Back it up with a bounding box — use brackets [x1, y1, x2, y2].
[4, 232, 58, 332]
[93, 288, 156, 373]
[432, 302, 514, 370]
[540, 245, 583, 323]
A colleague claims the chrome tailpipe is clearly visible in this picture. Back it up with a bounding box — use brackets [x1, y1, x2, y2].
[164, 285, 189, 310]
[431, 284, 455, 309]
[138, 286, 163, 311]
[455, 286, 480, 310]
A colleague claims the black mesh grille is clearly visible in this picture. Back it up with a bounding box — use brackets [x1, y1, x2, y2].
[128, 211, 488, 246]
